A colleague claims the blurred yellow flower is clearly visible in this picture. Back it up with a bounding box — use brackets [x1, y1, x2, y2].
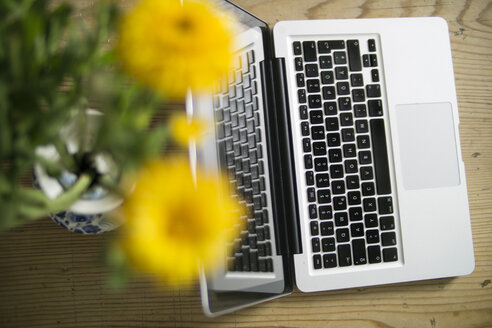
[117, 0, 234, 98]
[120, 158, 243, 284]
[169, 114, 207, 146]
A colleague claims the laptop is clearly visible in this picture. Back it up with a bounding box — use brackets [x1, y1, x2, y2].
[186, 0, 475, 316]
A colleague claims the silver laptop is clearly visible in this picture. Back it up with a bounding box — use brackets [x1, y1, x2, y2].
[187, 1, 474, 316]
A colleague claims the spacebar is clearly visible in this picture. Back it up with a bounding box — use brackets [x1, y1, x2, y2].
[370, 119, 391, 195]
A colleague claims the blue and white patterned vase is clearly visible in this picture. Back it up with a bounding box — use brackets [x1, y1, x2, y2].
[33, 109, 124, 234]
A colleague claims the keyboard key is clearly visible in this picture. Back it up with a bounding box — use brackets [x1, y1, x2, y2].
[316, 173, 330, 187]
[368, 99, 383, 116]
[308, 95, 322, 108]
[325, 117, 339, 131]
[369, 54, 378, 67]
[347, 40, 362, 71]
[368, 39, 376, 52]
[370, 119, 392, 194]
[368, 245, 381, 263]
[371, 69, 380, 82]
[360, 166, 374, 180]
[322, 86, 336, 99]
[351, 224, 364, 238]
[366, 84, 381, 97]
[317, 189, 331, 204]
[298, 89, 307, 103]
[383, 247, 398, 262]
[340, 112, 353, 126]
[310, 110, 324, 124]
[324, 101, 337, 115]
[328, 40, 345, 49]
[303, 41, 317, 62]
[333, 196, 347, 210]
[350, 73, 364, 87]
[363, 197, 377, 212]
[329, 149, 342, 162]
[304, 154, 313, 169]
[346, 175, 360, 189]
[313, 254, 322, 269]
[334, 51, 347, 64]
[314, 158, 328, 171]
[295, 57, 303, 71]
[321, 71, 334, 84]
[365, 213, 378, 227]
[309, 204, 317, 219]
[357, 135, 370, 148]
[296, 73, 305, 87]
[381, 231, 396, 246]
[307, 79, 321, 93]
[335, 212, 349, 226]
[310, 221, 319, 236]
[306, 171, 314, 186]
[366, 229, 380, 244]
[343, 143, 356, 157]
[380, 216, 395, 230]
[345, 159, 358, 173]
[335, 66, 348, 80]
[301, 122, 310, 136]
[331, 180, 345, 194]
[313, 142, 327, 156]
[320, 55, 333, 69]
[305, 64, 319, 77]
[349, 206, 363, 221]
[330, 164, 344, 179]
[348, 191, 361, 205]
[355, 120, 369, 133]
[327, 133, 341, 147]
[319, 205, 333, 220]
[307, 187, 316, 202]
[352, 88, 365, 102]
[338, 244, 352, 266]
[293, 41, 302, 55]
[317, 40, 331, 53]
[338, 97, 351, 110]
[311, 126, 325, 139]
[362, 182, 375, 196]
[323, 253, 337, 268]
[362, 54, 370, 67]
[320, 221, 334, 236]
[341, 128, 355, 142]
[352, 238, 367, 264]
[354, 104, 367, 117]
[359, 151, 372, 164]
[302, 138, 311, 152]
[312, 237, 321, 252]
[337, 81, 350, 95]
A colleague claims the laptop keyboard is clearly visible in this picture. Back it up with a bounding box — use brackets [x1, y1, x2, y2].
[292, 38, 399, 270]
[214, 49, 274, 273]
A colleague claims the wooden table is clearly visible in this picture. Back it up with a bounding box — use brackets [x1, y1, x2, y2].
[1, 0, 492, 327]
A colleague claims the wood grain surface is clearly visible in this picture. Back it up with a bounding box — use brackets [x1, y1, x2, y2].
[1, 0, 492, 327]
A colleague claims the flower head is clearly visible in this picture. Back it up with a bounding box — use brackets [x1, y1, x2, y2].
[117, 0, 234, 98]
[119, 158, 243, 284]
[169, 114, 208, 146]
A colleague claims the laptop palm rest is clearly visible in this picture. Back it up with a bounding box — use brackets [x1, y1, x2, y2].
[396, 102, 460, 190]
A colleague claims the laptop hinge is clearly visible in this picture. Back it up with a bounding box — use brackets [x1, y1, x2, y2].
[271, 57, 302, 255]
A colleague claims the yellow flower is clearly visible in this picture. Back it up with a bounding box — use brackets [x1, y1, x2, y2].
[120, 158, 243, 285]
[169, 114, 208, 146]
[117, 0, 234, 98]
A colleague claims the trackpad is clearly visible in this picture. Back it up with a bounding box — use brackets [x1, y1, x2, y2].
[396, 102, 460, 190]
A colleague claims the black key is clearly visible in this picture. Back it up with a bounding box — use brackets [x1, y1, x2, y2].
[347, 40, 362, 71]
[325, 117, 339, 131]
[352, 238, 367, 265]
[336, 228, 350, 243]
[323, 101, 337, 115]
[329, 149, 342, 162]
[366, 229, 380, 244]
[313, 254, 322, 269]
[250, 251, 259, 272]
[335, 66, 348, 80]
[304, 154, 313, 169]
[298, 89, 307, 103]
[218, 140, 227, 169]
[345, 159, 358, 173]
[316, 173, 330, 187]
[317, 189, 331, 204]
[295, 57, 303, 71]
[306, 171, 314, 186]
[346, 175, 360, 189]
[319, 205, 333, 220]
[380, 216, 395, 230]
[378, 196, 394, 214]
[309, 95, 322, 108]
[355, 120, 369, 133]
[242, 248, 251, 271]
[338, 244, 352, 266]
[359, 151, 372, 165]
[362, 54, 370, 67]
[368, 39, 376, 52]
[305, 64, 319, 77]
[314, 158, 328, 171]
[322, 86, 336, 100]
[360, 166, 373, 180]
[349, 207, 362, 221]
[313, 142, 326, 156]
[335, 212, 349, 226]
[312, 237, 321, 252]
[317, 40, 331, 53]
[333, 196, 347, 211]
[293, 41, 302, 55]
[296, 73, 305, 87]
[369, 54, 378, 67]
[310, 221, 319, 236]
[381, 232, 396, 246]
[352, 88, 365, 102]
[350, 73, 364, 87]
[341, 128, 355, 142]
[330, 164, 344, 179]
[303, 41, 317, 62]
[311, 126, 325, 139]
[362, 182, 375, 196]
[338, 97, 351, 111]
[307, 79, 321, 93]
[331, 180, 345, 194]
[366, 84, 381, 98]
[363, 197, 377, 212]
[343, 143, 356, 158]
[266, 258, 273, 272]
[365, 213, 378, 227]
[337, 82, 350, 95]
[309, 204, 317, 219]
[323, 253, 337, 268]
[368, 99, 383, 116]
[303, 138, 311, 152]
[370, 119, 391, 194]
[340, 113, 353, 127]
[321, 71, 334, 84]
[299, 105, 308, 120]
[320, 221, 334, 236]
[310, 110, 324, 124]
[334, 51, 347, 64]
[354, 104, 367, 117]
[320, 55, 333, 69]
[307, 187, 316, 202]
[329, 40, 345, 49]
[348, 191, 361, 205]
[371, 69, 380, 82]
[368, 245, 382, 263]
[383, 247, 398, 262]
[351, 223, 364, 237]
[327, 133, 341, 147]
[301, 122, 310, 136]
